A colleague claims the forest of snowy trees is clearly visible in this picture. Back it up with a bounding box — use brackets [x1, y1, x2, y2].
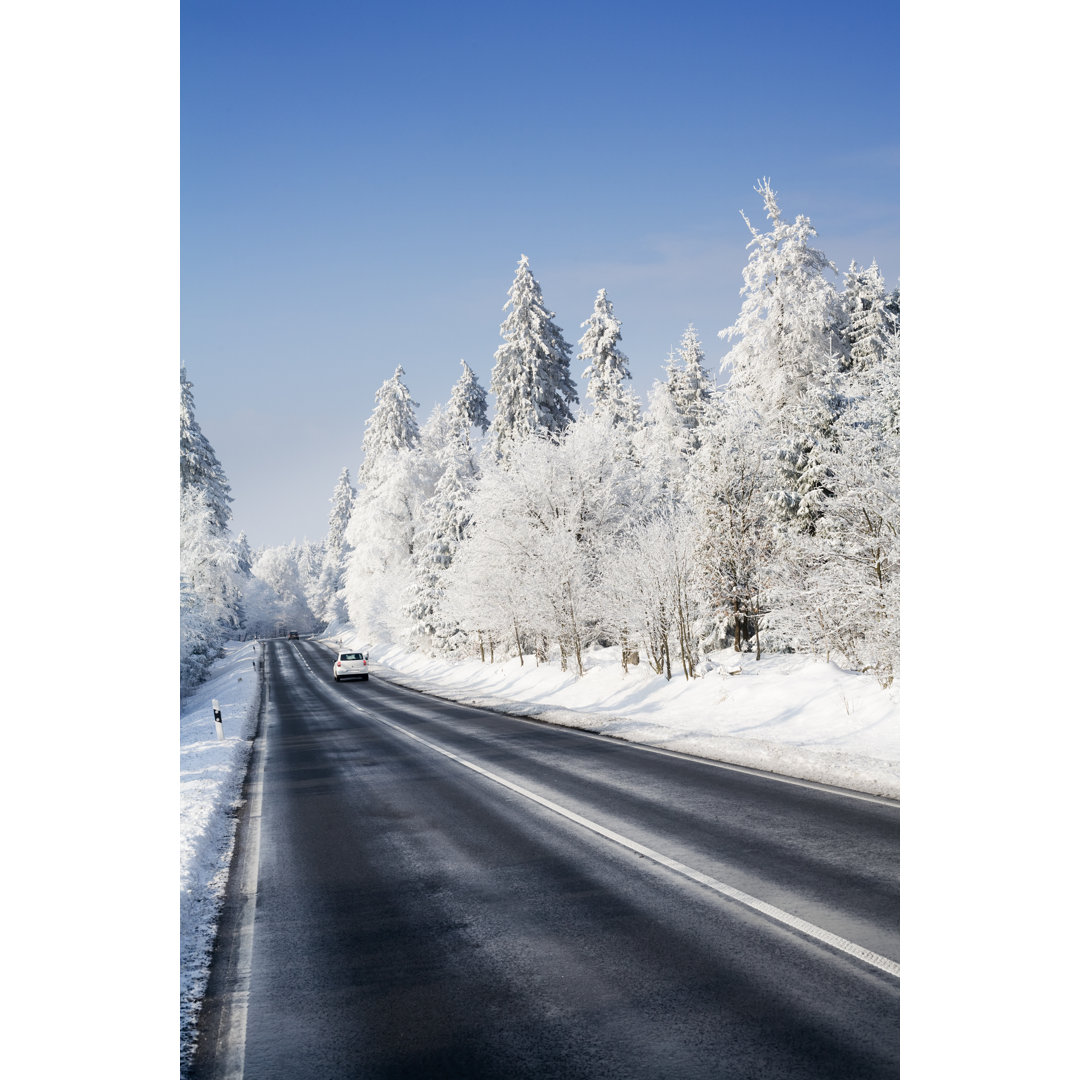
[180, 181, 899, 695]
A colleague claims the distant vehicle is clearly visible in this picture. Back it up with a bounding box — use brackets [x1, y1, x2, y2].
[334, 651, 369, 681]
[287, 631, 300, 640]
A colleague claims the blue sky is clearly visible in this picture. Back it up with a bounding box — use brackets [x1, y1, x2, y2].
[182, 0, 899, 548]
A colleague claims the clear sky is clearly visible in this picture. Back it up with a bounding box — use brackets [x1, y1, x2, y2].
[182, 0, 899, 549]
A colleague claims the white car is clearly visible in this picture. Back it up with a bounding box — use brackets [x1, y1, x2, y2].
[333, 651, 369, 682]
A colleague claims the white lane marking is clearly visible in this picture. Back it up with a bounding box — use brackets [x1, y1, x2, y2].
[341, 698, 901, 980]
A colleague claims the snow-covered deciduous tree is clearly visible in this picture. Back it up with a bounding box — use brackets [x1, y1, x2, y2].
[359, 365, 421, 482]
[490, 255, 578, 459]
[243, 544, 317, 638]
[579, 289, 639, 427]
[443, 417, 648, 672]
[686, 397, 778, 656]
[598, 507, 701, 680]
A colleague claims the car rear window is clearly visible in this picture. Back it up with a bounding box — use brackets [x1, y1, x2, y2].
[340, 653, 363, 661]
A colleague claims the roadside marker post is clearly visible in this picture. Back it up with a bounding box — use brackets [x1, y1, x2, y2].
[212, 699, 224, 740]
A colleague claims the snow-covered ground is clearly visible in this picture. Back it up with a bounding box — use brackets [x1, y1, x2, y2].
[179, 631, 898, 1066]
[180, 640, 262, 1071]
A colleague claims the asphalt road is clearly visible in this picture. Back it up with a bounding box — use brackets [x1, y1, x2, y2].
[192, 638, 899, 1079]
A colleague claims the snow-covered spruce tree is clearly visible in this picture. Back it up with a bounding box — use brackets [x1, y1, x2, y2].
[447, 358, 490, 435]
[313, 467, 355, 627]
[404, 402, 483, 654]
[719, 180, 843, 532]
[633, 331, 714, 506]
[180, 368, 244, 691]
[490, 255, 578, 459]
[666, 325, 714, 451]
[180, 486, 243, 691]
[885, 285, 900, 337]
[294, 539, 326, 624]
[579, 289, 640, 428]
[180, 366, 233, 536]
[344, 367, 425, 643]
[770, 321, 900, 683]
[840, 260, 891, 372]
[235, 531, 253, 577]
[637, 363, 694, 505]
[358, 365, 421, 482]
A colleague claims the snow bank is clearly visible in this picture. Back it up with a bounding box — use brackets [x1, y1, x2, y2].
[323, 633, 900, 799]
[179, 641, 261, 1072]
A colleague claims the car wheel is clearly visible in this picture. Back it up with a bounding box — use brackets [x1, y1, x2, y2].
[362, 674, 369, 680]
[334, 675, 339, 682]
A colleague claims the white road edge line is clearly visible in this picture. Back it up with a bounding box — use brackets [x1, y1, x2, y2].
[347, 700, 901, 980]
[219, 699, 270, 1079]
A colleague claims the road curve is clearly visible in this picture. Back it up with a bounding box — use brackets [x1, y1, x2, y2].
[192, 638, 899, 1079]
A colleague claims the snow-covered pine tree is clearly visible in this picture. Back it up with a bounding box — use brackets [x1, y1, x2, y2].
[359, 365, 421, 482]
[720, 180, 841, 425]
[770, 313, 900, 683]
[719, 180, 843, 530]
[345, 369, 426, 643]
[490, 255, 578, 459]
[180, 366, 232, 535]
[840, 260, 891, 372]
[404, 430, 481, 653]
[314, 467, 356, 627]
[579, 289, 639, 427]
[180, 367, 245, 689]
[885, 285, 900, 337]
[235, 531, 253, 577]
[636, 359, 693, 504]
[326, 467, 355, 557]
[447, 359, 490, 435]
[667, 325, 714, 451]
[180, 487, 244, 689]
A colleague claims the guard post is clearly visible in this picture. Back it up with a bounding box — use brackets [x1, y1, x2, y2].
[212, 699, 224, 740]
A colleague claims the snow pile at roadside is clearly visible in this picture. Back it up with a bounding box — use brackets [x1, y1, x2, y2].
[179, 640, 261, 1071]
[323, 630, 899, 799]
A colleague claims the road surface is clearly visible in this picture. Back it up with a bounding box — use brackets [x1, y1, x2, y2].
[192, 638, 899, 1079]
